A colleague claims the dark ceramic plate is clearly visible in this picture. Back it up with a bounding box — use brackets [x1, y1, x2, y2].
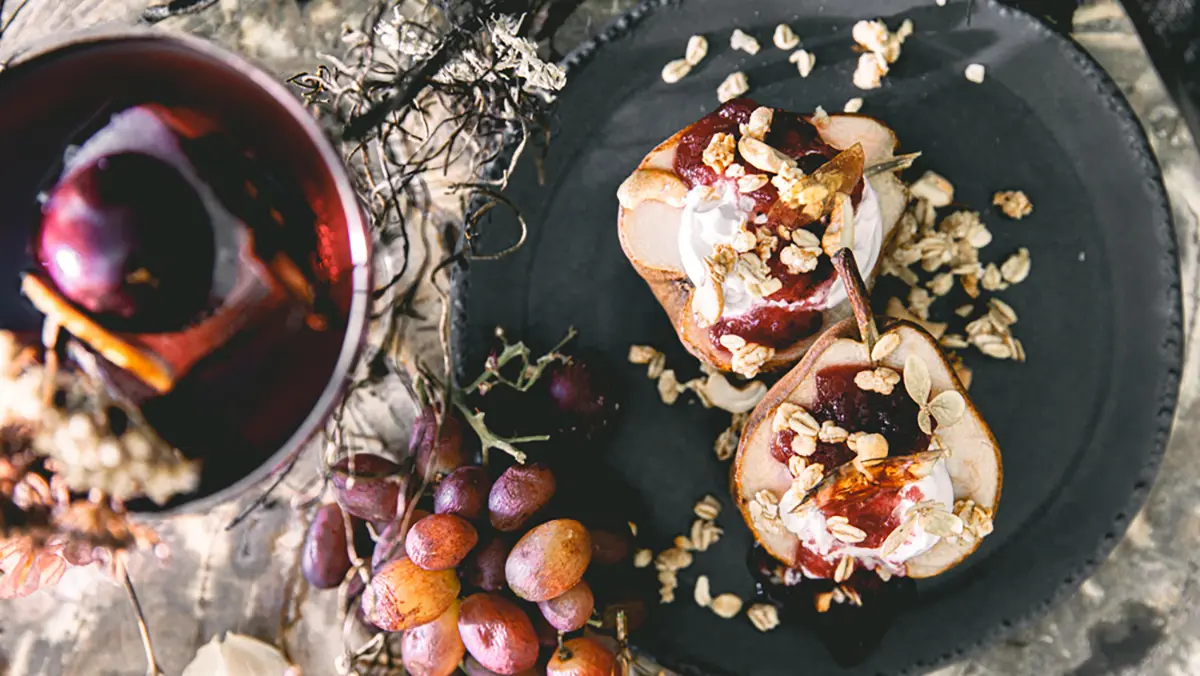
[455, 0, 1182, 673]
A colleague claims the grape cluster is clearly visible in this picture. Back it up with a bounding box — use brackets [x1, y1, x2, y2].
[301, 349, 637, 676]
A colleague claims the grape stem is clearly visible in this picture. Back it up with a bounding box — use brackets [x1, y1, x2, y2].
[450, 326, 577, 464]
[451, 398, 544, 464]
[122, 566, 165, 676]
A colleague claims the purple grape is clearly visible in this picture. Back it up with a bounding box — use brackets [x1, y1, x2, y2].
[488, 463, 556, 532]
[330, 453, 404, 523]
[302, 503, 351, 589]
[538, 580, 594, 632]
[433, 466, 491, 521]
[410, 406, 468, 481]
[37, 152, 216, 331]
[461, 534, 512, 592]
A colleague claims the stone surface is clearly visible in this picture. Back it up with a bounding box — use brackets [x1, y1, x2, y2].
[0, 0, 1197, 674]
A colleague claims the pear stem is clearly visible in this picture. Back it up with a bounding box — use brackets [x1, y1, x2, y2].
[832, 248, 878, 363]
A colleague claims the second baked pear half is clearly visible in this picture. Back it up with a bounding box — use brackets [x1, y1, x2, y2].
[617, 98, 907, 377]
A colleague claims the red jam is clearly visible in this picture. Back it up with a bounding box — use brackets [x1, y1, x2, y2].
[770, 363, 931, 475]
[672, 98, 866, 351]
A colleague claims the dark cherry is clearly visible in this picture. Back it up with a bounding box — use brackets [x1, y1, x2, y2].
[37, 151, 216, 332]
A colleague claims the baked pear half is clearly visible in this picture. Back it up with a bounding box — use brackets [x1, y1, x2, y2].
[733, 250, 1001, 586]
[617, 98, 909, 378]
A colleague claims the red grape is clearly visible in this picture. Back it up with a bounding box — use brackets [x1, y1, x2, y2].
[402, 600, 466, 676]
[458, 593, 539, 675]
[489, 464, 556, 532]
[362, 557, 460, 632]
[410, 406, 467, 481]
[372, 508, 429, 571]
[37, 151, 216, 331]
[301, 503, 350, 589]
[330, 453, 404, 523]
[405, 513, 478, 571]
[434, 465, 491, 521]
[506, 519, 592, 602]
[546, 637, 616, 676]
[537, 580, 594, 632]
[461, 534, 512, 592]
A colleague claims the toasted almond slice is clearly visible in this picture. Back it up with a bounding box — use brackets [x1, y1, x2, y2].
[738, 136, 796, 174]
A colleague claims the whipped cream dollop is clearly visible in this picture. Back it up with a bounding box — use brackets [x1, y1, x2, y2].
[778, 458, 955, 577]
[678, 178, 884, 318]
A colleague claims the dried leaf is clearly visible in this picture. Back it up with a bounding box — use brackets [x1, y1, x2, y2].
[903, 354, 931, 405]
[928, 391, 966, 428]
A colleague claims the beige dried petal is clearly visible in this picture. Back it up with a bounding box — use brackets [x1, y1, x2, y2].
[871, 332, 901, 362]
[747, 603, 780, 632]
[903, 354, 932, 405]
[731, 28, 761, 55]
[772, 402, 799, 432]
[656, 547, 694, 571]
[1001, 247, 1031, 283]
[962, 274, 981, 298]
[694, 575, 713, 607]
[928, 390, 966, 428]
[917, 408, 933, 435]
[711, 593, 744, 618]
[955, 304, 974, 318]
[834, 555, 855, 583]
[843, 97, 864, 113]
[691, 519, 722, 551]
[791, 433, 817, 460]
[686, 35, 709, 65]
[634, 549, 653, 568]
[662, 58, 692, 84]
[852, 20, 890, 52]
[725, 163, 746, 178]
[694, 495, 722, 521]
[674, 534, 694, 551]
[964, 63, 986, 83]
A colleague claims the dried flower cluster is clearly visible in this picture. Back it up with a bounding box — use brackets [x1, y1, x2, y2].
[0, 331, 172, 599]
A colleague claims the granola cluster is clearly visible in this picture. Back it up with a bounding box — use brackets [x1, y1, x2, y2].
[880, 170, 1033, 366]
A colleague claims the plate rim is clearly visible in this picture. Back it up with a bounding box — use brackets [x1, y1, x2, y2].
[451, 0, 1184, 672]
